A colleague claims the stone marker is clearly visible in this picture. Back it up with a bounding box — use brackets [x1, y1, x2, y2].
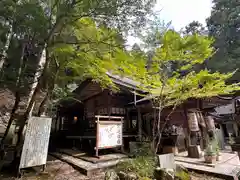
[157, 153, 175, 170]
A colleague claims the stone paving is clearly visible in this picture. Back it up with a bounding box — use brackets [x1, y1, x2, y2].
[175, 150, 240, 179]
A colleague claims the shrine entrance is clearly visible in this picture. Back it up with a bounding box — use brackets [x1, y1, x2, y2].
[65, 115, 124, 158]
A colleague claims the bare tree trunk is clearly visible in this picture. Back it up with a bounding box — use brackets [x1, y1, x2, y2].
[15, 46, 49, 150]
[1, 92, 20, 144]
[27, 47, 47, 105]
[155, 106, 162, 154]
[38, 57, 60, 117]
[1, 41, 26, 144]
[0, 23, 13, 70]
[37, 92, 49, 116]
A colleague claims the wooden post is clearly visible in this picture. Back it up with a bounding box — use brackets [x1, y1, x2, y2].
[233, 122, 238, 137]
[146, 113, 151, 137]
[95, 116, 99, 158]
[126, 108, 130, 130]
[199, 112, 208, 149]
[121, 117, 124, 152]
[138, 108, 142, 141]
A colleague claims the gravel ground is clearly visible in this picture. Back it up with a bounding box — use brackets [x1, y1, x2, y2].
[0, 156, 105, 180]
[0, 156, 224, 180]
[190, 172, 224, 180]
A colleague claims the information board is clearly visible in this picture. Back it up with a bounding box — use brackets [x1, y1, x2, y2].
[98, 121, 122, 149]
[19, 116, 52, 169]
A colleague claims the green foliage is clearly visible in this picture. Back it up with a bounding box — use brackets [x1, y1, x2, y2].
[50, 17, 129, 91]
[119, 30, 240, 108]
[182, 21, 207, 36]
[115, 156, 155, 178]
[205, 144, 216, 156]
[0, 0, 157, 112]
[139, 177, 152, 180]
[175, 170, 191, 180]
[207, 0, 240, 81]
[229, 133, 235, 145]
[211, 137, 220, 155]
[129, 142, 154, 157]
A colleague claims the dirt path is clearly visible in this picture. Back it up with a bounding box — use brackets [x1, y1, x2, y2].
[190, 172, 224, 180]
[0, 156, 104, 180]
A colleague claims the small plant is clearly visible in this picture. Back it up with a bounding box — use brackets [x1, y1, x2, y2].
[211, 138, 220, 155]
[205, 144, 216, 156]
[175, 170, 191, 180]
[204, 144, 217, 163]
[139, 177, 152, 180]
[229, 133, 235, 145]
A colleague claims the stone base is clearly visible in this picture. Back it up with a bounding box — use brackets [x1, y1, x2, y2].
[162, 146, 178, 155]
[188, 145, 202, 158]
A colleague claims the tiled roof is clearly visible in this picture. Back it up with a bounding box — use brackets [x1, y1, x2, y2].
[106, 72, 141, 90]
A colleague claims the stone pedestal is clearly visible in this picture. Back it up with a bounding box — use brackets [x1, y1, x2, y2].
[188, 145, 202, 158]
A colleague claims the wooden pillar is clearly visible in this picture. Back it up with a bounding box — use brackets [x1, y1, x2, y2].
[107, 91, 111, 117]
[121, 117, 124, 152]
[218, 124, 225, 149]
[138, 108, 142, 141]
[199, 112, 208, 149]
[95, 116, 99, 157]
[233, 122, 238, 137]
[146, 113, 151, 137]
[126, 108, 130, 130]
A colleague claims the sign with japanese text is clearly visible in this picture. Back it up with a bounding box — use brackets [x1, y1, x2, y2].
[97, 121, 122, 149]
[20, 116, 52, 169]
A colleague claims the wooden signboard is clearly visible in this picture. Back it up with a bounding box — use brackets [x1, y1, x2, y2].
[98, 121, 122, 148]
[19, 116, 52, 169]
[187, 112, 200, 132]
[95, 116, 123, 157]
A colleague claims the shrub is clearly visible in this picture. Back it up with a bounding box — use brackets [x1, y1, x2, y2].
[115, 156, 155, 178]
[175, 170, 190, 180]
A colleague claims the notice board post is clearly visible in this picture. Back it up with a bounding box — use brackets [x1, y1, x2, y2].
[19, 116, 52, 172]
[95, 116, 123, 158]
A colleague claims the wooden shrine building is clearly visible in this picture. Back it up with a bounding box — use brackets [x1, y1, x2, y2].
[52, 73, 237, 156]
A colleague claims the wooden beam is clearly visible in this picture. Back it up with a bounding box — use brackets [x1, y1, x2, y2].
[94, 115, 124, 119]
[95, 116, 99, 158]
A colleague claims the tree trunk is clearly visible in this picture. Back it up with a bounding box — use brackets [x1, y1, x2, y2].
[27, 47, 47, 105]
[37, 92, 49, 117]
[1, 41, 26, 144]
[0, 23, 13, 71]
[37, 56, 60, 117]
[1, 92, 20, 144]
[155, 106, 162, 154]
[15, 46, 49, 149]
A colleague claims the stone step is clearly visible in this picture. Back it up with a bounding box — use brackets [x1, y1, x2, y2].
[58, 148, 128, 164]
[50, 152, 126, 176]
